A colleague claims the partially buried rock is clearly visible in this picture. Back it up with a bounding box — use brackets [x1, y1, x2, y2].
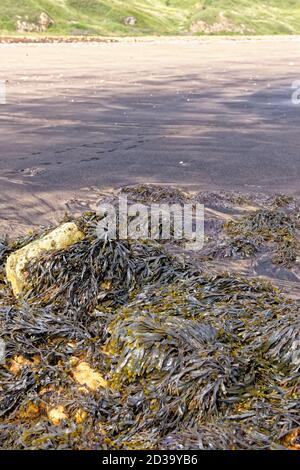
[6, 222, 84, 297]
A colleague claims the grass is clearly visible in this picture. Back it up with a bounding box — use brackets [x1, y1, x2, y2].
[0, 0, 300, 36]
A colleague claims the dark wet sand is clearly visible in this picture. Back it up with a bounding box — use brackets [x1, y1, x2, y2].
[0, 38, 300, 235]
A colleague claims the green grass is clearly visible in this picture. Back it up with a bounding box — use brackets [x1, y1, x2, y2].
[0, 0, 300, 36]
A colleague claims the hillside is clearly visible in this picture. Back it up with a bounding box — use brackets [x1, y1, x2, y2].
[0, 0, 300, 36]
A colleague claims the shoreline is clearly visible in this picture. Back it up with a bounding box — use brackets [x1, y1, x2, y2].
[1, 34, 300, 44]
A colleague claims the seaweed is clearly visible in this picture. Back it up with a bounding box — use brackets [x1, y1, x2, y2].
[24, 237, 184, 313]
[225, 209, 300, 267]
[120, 185, 188, 205]
[0, 188, 299, 450]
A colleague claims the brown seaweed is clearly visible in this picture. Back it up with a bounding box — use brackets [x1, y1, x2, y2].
[0, 189, 299, 450]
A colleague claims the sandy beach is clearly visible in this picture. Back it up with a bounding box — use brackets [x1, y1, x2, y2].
[0, 37, 299, 236]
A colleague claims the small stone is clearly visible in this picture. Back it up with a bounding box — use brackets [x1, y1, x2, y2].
[6, 222, 84, 297]
[47, 406, 68, 426]
[74, 409, 87, 424]
[72, 362, 108, 391]
[9, 355, 40, 374]
[123, 16, 137, 26]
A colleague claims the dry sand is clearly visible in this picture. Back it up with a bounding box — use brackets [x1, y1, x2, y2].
[0, 37, 300, 236]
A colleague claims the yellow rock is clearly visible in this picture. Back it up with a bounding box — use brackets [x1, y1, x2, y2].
[72, 362, 108, 391]
[280, 428, 300, 450]
[19, 402, 40, 419]
[74, 409, 87, 424]
[9, 355, 40, 374]
[6, 222, 84, 297]
[47, 405, 68, 426]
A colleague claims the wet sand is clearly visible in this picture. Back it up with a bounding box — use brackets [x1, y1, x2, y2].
[0, 37, 300, 236]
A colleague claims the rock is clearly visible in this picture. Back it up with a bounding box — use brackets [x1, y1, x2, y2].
[16, 12, 54, 33]
[19, 402, 40, 419]
[74, 409, 87, 424]
[72, 361, 108, 391]
[38, 12, 54, 32]
[47, 406, 68, 426]
[16, 19, 40, 34]
[9, 355, 40, 374]
[123, 16, 137, 26]
[6, 222, 84, 297]
[280, 428, 300, 450]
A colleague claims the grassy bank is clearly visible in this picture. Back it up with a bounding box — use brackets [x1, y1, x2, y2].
[0, 0, 300, 36]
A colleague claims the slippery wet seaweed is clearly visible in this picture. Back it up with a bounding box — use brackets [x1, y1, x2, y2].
[25, 240, 185, 313]
[120, 185, 188, 204]
[0, 239, 9, 286]
[225, 209, 300, 267]
[0, 188, 299, 450]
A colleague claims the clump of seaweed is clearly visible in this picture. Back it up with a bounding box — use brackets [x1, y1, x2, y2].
[0, 238, 9, 284]
[193, 191, 299, 271]
[226, 210, 298, 241]
[25, 240, 184, 313]
[225, 209, 300, 267]
[271, 194, 295, 209]
[196, 191, 295, 213]
[195, 191, 251, 211]
[120, 185, 188, 204]
[202, 236, 259, 260]
[101, 274, 299, 449]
